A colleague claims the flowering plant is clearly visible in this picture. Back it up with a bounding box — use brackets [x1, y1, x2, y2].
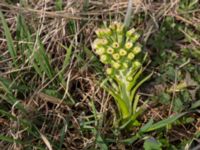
[92, 22, 152, 129]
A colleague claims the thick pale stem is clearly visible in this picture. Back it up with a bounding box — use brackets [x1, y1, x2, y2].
[119, 73, 133, 119]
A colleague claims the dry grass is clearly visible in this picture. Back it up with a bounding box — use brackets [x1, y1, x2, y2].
[0, 0, 200, 149]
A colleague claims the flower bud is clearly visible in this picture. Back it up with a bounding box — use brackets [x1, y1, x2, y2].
[106, 68, 113, 75]
[100, 55, 108, 63]
[119, 49, 127, 56]
[96, 47, 105, 55]
[107, 47, 114, 54]
[113, 53, 120, 60]
[92, 39, 101, 49]
[130, 33, 140, 43]
[95, 28, 103, 37]
[126, 28, 136, 37]
[133, 46, 141, 54]
[112, 42, 120, 49]
[127, 52, 135, 60]
[133, 61, 141, 68]
[101, 39, 108, 45]
[125, 42, 133, 49]
[112, 62, 121, 69]
[123, 63, 128, 69]
[127, 76, 133, 81]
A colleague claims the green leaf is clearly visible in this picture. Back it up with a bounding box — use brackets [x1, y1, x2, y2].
[158, 92, 171, 105]
[173, 98, 184, 112]
[143, 137, 162, 150]
[191, 100, 200, 109]
[96, 131, 108, 150]
[102, 83, 130, 119]
[143, 112, 187, 132]
[140, 118, 154, 133]
[120, 133, 141, 145]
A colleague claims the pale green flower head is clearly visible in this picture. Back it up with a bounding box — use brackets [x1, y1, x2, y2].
[93, 22, 143, 74]
[92, 23, 151, 128]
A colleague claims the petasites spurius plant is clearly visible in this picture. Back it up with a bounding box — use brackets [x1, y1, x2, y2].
[92, 22, 152, 129]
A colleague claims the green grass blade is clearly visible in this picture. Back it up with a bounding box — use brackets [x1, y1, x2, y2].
[120, 106, 145, 130]
[0, 11, 17, 64]
[55, 0, 63, 11]
[34, 40, 54, 79]
[0, 135, 24, 144]
[0, 109, 17, 120]
[16, 13, 29, 61]
[120, 133, 141, 145]
[0, 79, 26, 113]
[58, 114, 71, 150]
[16, 14, 43, 76]
[16, 13, 54, 79]
[56, 44, 72, 85]
[140, 118, 154, 133]
[0, 109, 40, 139]
[59, 43, 72, 71]
[95, 130, 108, 150]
